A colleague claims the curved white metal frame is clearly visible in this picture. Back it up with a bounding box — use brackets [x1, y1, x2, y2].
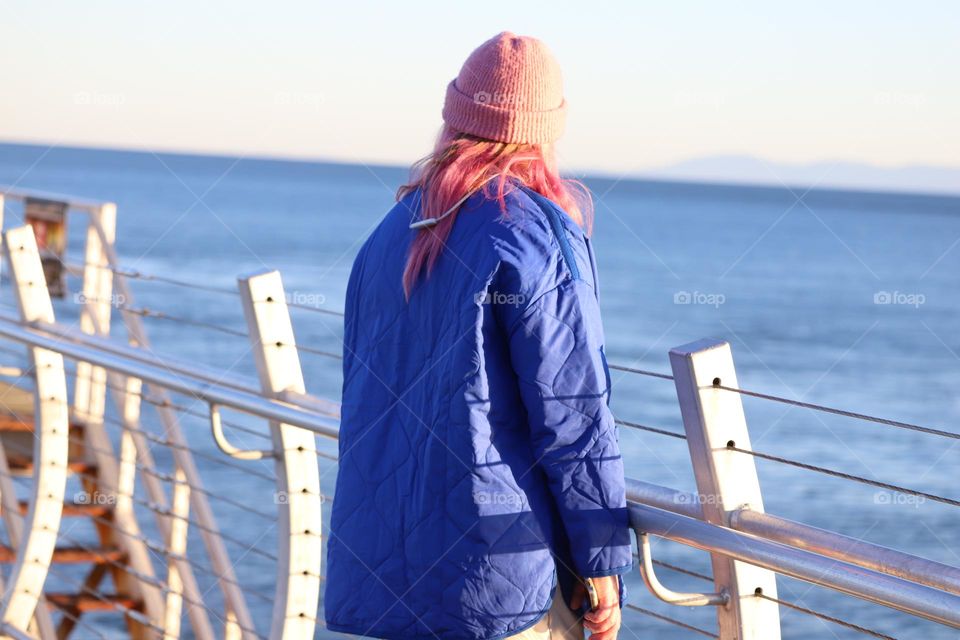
[209, 403, 274, 461]
[238, 269, 323, 640]
[0, 226, 70, 632]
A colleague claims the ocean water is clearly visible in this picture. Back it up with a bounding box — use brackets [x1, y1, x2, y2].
[0, 143, 958, 639]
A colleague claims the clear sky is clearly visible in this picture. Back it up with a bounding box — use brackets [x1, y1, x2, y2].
[1, 1, 957, 175]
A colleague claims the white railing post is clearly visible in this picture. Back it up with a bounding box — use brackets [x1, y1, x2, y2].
[107, 371, 216, 640]
[72, 203, 165, 631]
[164, 465, 189, 638]
[669, 338, 781, 640]
[238, 269, 322, 640]
[0, 441, 57, 639]
[0, 226, 70, 634]
[85, 218, 256, 640]
[74, 201, 117, 422]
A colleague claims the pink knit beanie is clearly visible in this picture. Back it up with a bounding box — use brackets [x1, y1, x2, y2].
[442, 32, 566, 145]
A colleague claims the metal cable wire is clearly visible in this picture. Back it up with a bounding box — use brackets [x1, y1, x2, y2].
[69, 369, 275, 443]
[756, 592, 897, 639]
[63, 368, 333, 500]
[135, 465, 278, 520]
[0, 445, 265, 535]
[41, 552, 166, 634]
[3, 450, 280, 609]
[623, 604, 717, 638]
[608, 364, 674, 380]
[1, 455, 319, 551]
[630, 546, 715, 582]
[70, 462, 281, 563]
[69, 260, 345, 317]
[0, 437, 930, 637]
[633, 555, 897, 638]
[0, 439, 320, 558]
[714, 382, 959, 441]
[728, 444, 960, 508]
[99, 413, 277, 483]
[42, 564, 142, 639]
[285, 300, 345, 317]
[59, 502, 277, 608]
[69, 366, 340, 467]
[66, 261, 240, 298]
[4, 257, 941, 636]
[7, 386, 280, 519]
[7, 458, 313, 634]
[651, 559, 713, 583]
[49, 602, 112, 640]
[315, 449, 339, 462]
[51, 528, 266, 639]
[615, 418, 687, 439]
[282, 341, 343, 360]
[136, 500, 278, 562]
[171, 553, 276, 606]
[61, 429, 280, 521]
[71, 361, 684, 463]
[61, 260, 771, 376]
[118, 306, 249, 339]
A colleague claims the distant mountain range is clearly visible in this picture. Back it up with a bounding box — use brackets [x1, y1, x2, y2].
[1, 140, 956, 198]
[635, 155, 960, 197]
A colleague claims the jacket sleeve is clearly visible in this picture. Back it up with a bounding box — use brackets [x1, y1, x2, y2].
[501, 275, 632, 578]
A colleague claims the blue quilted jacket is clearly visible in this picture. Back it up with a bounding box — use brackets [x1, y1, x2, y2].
[325, 183, 632, 639]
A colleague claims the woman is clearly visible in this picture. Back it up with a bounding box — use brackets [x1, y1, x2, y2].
[326, 33, 631, 640]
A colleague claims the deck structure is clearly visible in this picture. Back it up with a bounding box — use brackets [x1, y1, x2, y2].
[0, 186, 957, 639]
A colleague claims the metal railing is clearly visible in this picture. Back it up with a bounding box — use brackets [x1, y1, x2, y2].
[0, 186, 958, 639]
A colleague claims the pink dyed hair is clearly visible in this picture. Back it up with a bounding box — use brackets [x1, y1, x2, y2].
[399, 125, 593, 297]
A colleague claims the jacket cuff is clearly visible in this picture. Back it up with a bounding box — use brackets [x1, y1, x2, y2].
[580, 560, 633, 579]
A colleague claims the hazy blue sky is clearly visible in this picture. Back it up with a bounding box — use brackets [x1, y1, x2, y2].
[2, 1, 957, 175]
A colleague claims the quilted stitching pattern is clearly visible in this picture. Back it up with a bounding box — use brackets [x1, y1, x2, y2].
[326, 186, 631, 639]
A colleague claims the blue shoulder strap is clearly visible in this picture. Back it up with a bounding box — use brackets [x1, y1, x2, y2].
[520, 188, 581, 280]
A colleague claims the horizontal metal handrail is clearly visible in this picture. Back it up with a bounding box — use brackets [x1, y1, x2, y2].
[5, 313, 343, 418]
[2, 309, 957, 632]
[0, 314, 339, 439]
[17, 314, 270, 395]
[729, 507, 960, 597]
[627, 479, 960, 598]
[630, 501, 960, 629]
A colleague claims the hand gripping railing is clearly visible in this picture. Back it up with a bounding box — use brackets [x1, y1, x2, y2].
[627, 477, 960, 626]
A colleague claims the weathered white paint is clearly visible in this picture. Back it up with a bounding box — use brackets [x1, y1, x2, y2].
[0, 226, 70, 633]
[238, 269, 322, 640]
[670, 338, 781, 640]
